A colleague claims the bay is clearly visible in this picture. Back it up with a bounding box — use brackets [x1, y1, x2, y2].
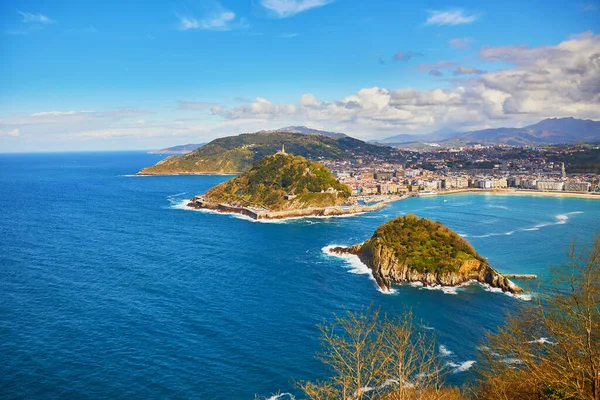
[1, 151, 598, 399]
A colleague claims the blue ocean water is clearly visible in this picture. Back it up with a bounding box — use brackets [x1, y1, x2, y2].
[1, 152, 599, 399]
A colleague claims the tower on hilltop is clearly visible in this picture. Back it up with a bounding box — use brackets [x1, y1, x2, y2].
[276, 144, 286, 155]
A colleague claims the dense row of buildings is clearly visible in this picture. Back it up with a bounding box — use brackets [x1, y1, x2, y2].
[324, 161, 598, 196]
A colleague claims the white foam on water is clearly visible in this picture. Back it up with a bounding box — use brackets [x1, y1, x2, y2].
[322, 245, 397, 295]
[439, 345, 453, 357]
[420, 285, 459, 295]
[471, 211, 584, 238]
[266, 393, 295, 400]
[120, 174, 151, 177]
[449, 360, 476, 373]
[527, 337, 555, 345]
[420, 324, 434, 330]
[171, 199, 366, 224]
[478, 282, 532, 301]
[532, 211, 583, 229]
[410, 281, 424, 287]
[488, 204, 509, 210]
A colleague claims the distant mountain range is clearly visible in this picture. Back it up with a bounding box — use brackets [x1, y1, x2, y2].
[374, 118, 600, 147]
[149, 143, 205, 155]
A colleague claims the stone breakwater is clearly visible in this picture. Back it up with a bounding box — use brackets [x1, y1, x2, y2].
[186, 196, 392, 220]
[331, 244, 524, 294]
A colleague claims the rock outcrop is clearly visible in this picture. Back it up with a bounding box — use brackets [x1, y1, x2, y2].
[332, 215, 523, 294]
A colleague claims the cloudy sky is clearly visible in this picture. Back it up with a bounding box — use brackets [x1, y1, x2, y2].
[1, 0, 599, 151]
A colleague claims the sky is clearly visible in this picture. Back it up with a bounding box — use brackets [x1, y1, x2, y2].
[0, 0, 599, 152]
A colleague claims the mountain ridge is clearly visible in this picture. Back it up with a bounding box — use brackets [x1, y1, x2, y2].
[375, 117, 600, 147]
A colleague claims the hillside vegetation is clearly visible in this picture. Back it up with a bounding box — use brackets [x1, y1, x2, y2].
[361, 214, 484, 274]
[203, 153, 351, 211]
[138, 131, 393, 174]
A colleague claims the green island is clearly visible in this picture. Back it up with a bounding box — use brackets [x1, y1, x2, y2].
[137, 131, 393, 175]
[332, 214, 525, 293]
[186, 152, 392, 219]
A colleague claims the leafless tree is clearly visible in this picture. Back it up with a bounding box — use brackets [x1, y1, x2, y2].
[474, 234, 600, 400]
[298, 308, 464, 400]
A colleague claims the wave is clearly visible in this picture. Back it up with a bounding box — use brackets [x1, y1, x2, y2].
[439, 345, 453, 357]
[167, 192, 187, 203]
[487, 204, 509, 210]
[322, 245, 396, 295]
[120, 174, 151, 177]
[447, 360, 476, 373]
[170, 200, 365, 224]
[533, 211, 583, 229]
[526, 337, 555, 345]
[420, 285, 459, 295]
[266, 393, 295, 400]
[478, 282, 532, 301]
[469, 212, 583, 239]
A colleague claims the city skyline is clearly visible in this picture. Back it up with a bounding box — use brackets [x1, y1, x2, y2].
[1, 0, 599, 152]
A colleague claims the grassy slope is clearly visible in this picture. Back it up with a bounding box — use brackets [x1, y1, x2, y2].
[138, 131, 392, 174]
[204, 154, 352, 211]
[361, 214, 485, 274]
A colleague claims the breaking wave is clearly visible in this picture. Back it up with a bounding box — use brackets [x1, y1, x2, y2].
[439, 345, 453, 357]
[322, 245, 396, 294]
[447, 360, 476, 373]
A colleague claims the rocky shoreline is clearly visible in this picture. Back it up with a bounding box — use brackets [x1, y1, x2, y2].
[330, 244, 523, 294]
[186, 195, 396, 220]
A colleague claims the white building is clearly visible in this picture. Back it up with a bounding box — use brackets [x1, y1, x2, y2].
[536, 180, 564, 191]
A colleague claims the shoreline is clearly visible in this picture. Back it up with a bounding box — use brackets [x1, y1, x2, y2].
[136, 172, 239, 176]
[180, 188, 597, 221]
[185, 195, 406, 220]
[430, 188, 600, 200]
[322, 245, 532, 300]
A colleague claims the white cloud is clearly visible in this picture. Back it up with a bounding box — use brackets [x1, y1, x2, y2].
[8, 128, 20, 137]
[279, 32, 299, 38]
[18, 11, 54, 24]
[209, 32, 600, 138]
[179, 16, 200, 30]
[178, 4, 246, 31]
[260, 0, 333, 18]
[426, 10, 479, 26]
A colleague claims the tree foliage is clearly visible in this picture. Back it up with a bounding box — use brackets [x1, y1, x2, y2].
[362, 214, 485, 274]
[473, 234, 600, 400]
[139, 131, 398, 174]
[204, 153, 351, 211]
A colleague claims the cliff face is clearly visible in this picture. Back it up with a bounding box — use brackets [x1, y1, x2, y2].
[333, 215, 523, 294]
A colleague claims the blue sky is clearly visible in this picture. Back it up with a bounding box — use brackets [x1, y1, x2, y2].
[1, 0, 599, 151]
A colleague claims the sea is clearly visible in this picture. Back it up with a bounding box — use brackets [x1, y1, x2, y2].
[1, 151, 599, 399]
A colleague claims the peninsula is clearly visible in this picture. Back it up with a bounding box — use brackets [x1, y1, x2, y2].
[331, 214, 524, 293]
[186, 151, 393, 219]
[137, 130, 395, 175]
